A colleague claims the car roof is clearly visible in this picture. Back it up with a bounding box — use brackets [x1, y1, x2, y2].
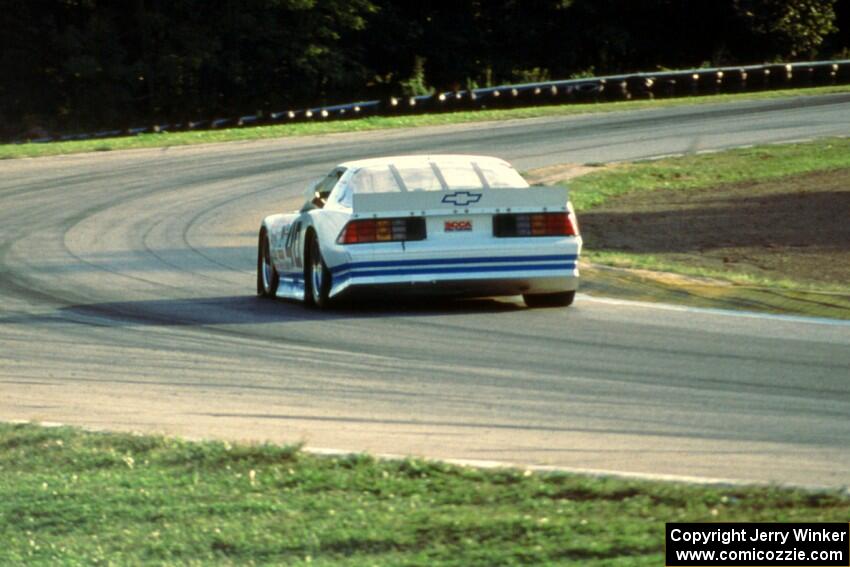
[338, 154, 513, 170]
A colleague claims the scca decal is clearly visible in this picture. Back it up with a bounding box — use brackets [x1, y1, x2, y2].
[445, 220, 472, 232]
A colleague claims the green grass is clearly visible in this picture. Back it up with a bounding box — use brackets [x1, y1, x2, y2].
[580, 263, 850, 320]
[3, 84, 850, 160]
[568, 137, 850, 211]
[1, 423, 848, 566]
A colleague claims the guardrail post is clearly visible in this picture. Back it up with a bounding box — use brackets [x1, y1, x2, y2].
[386, 97, 401, 115]
[544, 84, 560, 105]
[626, 76, 654, 99]
[724, 68, 747, 93]
[689, 72, 701, 96]
[435, 92, 449, 112]
[765, 64, 791, 89]
[687, 70, 721, 95]
[610, 80, 629, 101]
[836, 61, 850, 84]
[809, 63, 834, 86]
[753, 67, 770, 92]
[571, 81, 602, 103]
[713, 71, 724, 94]
[653, 77, 676, 98]
[522, 85, 550, 107]
[791, 65, 814, 88]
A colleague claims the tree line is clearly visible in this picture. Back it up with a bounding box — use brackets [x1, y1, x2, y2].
[1, 0, 847, 139]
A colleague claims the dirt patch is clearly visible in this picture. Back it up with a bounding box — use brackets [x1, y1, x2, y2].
[580, 168, 850, 288]
[525, 163, 618, 185]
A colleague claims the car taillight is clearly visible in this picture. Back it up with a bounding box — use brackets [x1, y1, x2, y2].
[337, 217, 426, 244]
[493, 212, 578, 237]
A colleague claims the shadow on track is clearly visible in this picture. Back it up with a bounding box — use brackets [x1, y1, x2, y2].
[1, 295, 524, 328]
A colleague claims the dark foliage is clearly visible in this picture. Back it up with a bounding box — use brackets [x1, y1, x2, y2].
[0, 0, 845, 138]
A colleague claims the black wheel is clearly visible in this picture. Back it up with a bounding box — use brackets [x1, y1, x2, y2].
[257, 230, 279, 298]
[305, 232, 332, 308]
[523, 290, 575, 308]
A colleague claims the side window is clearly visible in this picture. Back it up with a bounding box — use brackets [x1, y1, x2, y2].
[316, 169, 344, 196]
[331, 171, 354, 209]
[310, 168, 345, 209]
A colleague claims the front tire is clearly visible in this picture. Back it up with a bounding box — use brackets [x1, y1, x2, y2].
[257, 230, 279, 298]
[305, 232, 332, 309]
[523, 290, 575, 308]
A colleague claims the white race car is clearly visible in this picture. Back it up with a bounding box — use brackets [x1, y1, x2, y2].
[257, 155, 582, 308]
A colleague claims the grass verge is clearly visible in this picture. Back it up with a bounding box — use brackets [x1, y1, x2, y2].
[539, 138, 850, 318]
[3, 85, 850, 160]
[2, 423, 849, 566]
[579, 264, 850, 320]
[566, 137, 850, 210]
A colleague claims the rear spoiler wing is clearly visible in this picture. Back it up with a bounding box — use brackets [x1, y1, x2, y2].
[351, 186, 569, 218]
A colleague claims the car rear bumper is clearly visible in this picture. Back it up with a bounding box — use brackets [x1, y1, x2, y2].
[327, 251, 580, 298]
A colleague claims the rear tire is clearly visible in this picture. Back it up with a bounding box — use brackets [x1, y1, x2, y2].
[523, 290, 575, 308]
[257, 230, 279, 298]
[305, 232, 332, 309]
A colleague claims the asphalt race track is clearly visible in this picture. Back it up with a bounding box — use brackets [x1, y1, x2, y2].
[2, 94, 850, 487]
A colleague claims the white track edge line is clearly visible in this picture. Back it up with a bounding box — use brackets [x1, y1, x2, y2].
[577, 294, 850, 327]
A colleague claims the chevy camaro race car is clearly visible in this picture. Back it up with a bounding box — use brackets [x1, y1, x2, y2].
[257, 155, 582, 308]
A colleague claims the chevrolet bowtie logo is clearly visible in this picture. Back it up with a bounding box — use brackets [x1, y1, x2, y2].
[441, 191, 482, 206]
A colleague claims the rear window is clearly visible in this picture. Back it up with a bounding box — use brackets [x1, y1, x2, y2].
[349, 160, 528, 195]
[478, 163, 528, 188]
[348, 167, 399, 194]
[396, 165, 442, 191]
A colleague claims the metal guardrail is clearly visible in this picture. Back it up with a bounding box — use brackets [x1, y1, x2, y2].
[17, 59, 850, 144]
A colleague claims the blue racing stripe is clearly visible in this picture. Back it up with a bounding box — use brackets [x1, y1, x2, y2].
[331, 254, 578, 276]
[338, 262, 577, 281]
